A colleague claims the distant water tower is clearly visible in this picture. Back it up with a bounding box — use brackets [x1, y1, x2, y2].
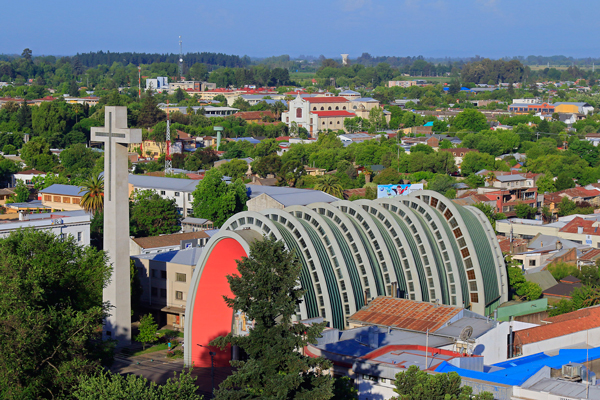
[341, 54, 349, 66]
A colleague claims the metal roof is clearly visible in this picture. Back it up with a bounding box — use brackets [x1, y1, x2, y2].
[131, 247, 203, 266]
[495, 174, 526, 182]
[39, 184, 86, 196]
[246, 185, 338, 205]
[128, 175, 200, 192]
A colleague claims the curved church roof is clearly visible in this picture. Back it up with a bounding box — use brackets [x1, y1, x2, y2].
[184, 191, 508, 367]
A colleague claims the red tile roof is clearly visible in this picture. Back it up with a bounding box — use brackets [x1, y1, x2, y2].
[559, 217, 600, 235]
[579, 248, 600, 261]
[558, 187, 600, 199]
[16, 169, 45, 175]
[131, 231, 209, 250]
[348, 296, 460, 333]
[303, 96, 349, 103]
[311, 110, 355, 117]
[514, 305, 600, 346]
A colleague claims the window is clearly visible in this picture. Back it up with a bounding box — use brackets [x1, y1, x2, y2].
[161, 270, 167, 279]
[175, 291, 183, 300]
[63, 197, 70, 203]
[160, 289, 167, 298]
[529, 259, 536, 266]
[44, 195, 51, 201]
[296, 108, 302, 118]
[467, 269, 476, 280]
[77, 232, 82, 242]
[175, 192, 180, 197]
[328, 106, 332, 110]
[176, 273, 186, 282]
[470, 293, 479, 303]
[54, 196, 61, 202]
[160, 190, 166, 195]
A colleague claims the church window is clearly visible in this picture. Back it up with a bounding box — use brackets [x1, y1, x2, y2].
[328, 106, 332, 110]
[321, 107, 324, 110]
[343, 106, 346, 110]
[313, 107, 316, 110]
[336, 106, 339, 110]
[296, 108, 302, 118]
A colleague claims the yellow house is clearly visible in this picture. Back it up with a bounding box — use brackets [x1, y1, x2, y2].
[128, 140, 166, 159]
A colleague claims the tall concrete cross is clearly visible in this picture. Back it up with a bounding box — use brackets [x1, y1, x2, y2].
[91, 106, 141, 346]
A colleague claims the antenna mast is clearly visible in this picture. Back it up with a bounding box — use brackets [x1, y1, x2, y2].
[165, 100, 172, 175]
[179, 36, 183, 82]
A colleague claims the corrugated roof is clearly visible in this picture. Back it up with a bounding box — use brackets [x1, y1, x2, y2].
[524, 271, 558, 291]
[132, 231, 209, 250]
[579, 248, 600, 261]
[515, 306, 600, 346]
[348, 296, 461, 333]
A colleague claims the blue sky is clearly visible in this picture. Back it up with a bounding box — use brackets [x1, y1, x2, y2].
[2, 0, 598, 59]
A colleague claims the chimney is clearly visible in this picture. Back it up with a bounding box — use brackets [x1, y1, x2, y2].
[556, 240, 563, 250]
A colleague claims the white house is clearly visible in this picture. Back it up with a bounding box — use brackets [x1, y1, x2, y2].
[11, 169, 45, 187]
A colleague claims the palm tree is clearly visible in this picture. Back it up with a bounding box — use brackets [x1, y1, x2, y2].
[314, 175, 343, 199]
[79, 174, 104, 214]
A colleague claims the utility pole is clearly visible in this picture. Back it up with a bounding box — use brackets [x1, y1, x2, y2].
[138, 66, 141, 100]
[165, 100, 172, 175]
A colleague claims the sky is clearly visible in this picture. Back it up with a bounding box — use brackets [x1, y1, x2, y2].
[2, 0, 599, 59]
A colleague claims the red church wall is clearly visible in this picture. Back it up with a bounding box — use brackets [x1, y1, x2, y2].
[190, 238, 247, 367]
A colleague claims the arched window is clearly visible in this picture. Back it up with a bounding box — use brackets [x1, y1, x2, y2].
[321, 107, 324, 110]
[296, 108, 302, 118]
[335, 106, 339, 110]
[330, 121, 333, 124]
[328, 106, 332, 110]
[313, 107, 316, 111]
[343, 106, 346, 110]
[337, 121, 340, 124]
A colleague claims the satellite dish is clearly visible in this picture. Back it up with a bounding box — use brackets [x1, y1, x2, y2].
[459, 326, 473, 341]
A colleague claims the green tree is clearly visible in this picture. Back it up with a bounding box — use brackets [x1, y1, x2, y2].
[452, 109, 488, 132]
[428, 174, 455, 195]
[392, 365, 493, 400]
[252, 154, 282, 178]
[555, 172, 575, 191]
[211, 237, 334, 399]
[557, 196, 577, 217]
[174, 87, 186, 102]
[129, 189, 182, 237]
[473, 202, 503, 229]
[0, 229, 112, 399]
[410, 143, 434, 154]
[516, 281, 542, 301]
[20, 136, 57, 171]
[218, 159, 249, 181]
[439, 139, 453, 149]
[7, 180, 30, 203]
[135, 314, 159, 350]
[333, 376, 358, 400]
[536, 174, 556, 194]
[515, 202, 536, 219]
[314, 175, 344, 198]
[191, 168, 248, 227]
[79, 174, 104, 215]
[138, 94, 165, 128]
[74, 368, 202, 400]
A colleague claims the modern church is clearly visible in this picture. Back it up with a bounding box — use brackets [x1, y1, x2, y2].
[184, 190, 508, 367]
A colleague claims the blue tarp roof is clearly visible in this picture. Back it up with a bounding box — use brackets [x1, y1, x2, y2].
[436, 348, 600, 386]
[423, 121, 434, 127]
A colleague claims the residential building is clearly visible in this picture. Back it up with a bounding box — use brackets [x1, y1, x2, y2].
[64, 96, 100, 106]
[167, 81, 215, 94]
[130, 231, 210, 256]
[388, 80, 417, 88]
[496, 213, 600, 248]
[480, 174, 538, 215]
[181, 217, 214, 232]
[38, 184, 85, 211]
[512, 98, 541, 104]
[0, 209, 90, 245]
[439, 148, 479, 166]
[132, 247, 202, 329]
[232, 110, 277, 123]
[542, 275, 583, 301]
[11, 169, 45, 187]
[0, 188, 15, 204]
[513, 306, 600, 357]
[128, 175, 199, 217]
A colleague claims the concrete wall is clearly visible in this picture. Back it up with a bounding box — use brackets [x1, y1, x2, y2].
[246, 193, 284, 212]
